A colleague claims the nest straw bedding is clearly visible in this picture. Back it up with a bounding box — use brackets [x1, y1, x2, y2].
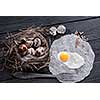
[0, 27, 50, 74]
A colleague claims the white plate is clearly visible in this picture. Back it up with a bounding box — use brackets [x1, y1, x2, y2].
[49, 34, 95, 82]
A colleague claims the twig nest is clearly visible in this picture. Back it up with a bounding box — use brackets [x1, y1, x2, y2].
[57, 25, 66, 34]
[21, 54, 33, 62]
[49, 26, 57, 36]
[1, 27, 50, 73]
[33, 38, 41, 47]
[36, 47, 45, 56]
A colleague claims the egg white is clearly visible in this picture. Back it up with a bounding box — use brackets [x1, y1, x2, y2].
[58, 52, 85, 69]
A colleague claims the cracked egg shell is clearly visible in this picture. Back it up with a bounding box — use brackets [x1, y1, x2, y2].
[49, 26, 57, 36]
[57, 25, 66, 34]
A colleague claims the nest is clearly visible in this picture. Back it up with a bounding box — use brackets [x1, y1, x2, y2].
[0, 27, 50, 73]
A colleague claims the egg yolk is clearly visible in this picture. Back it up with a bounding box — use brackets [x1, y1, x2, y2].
[58, 52, 69, 62]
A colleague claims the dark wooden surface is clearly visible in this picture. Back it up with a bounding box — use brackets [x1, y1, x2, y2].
[0, 16, 100, 83]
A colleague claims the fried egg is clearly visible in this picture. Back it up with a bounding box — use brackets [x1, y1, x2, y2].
[58, 51, 85, 69]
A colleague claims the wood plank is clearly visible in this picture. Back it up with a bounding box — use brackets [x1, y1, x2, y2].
[0, 16, 91, 26]
[0, 16, 97, 33]
[65, 18, 100, 40]
[1, 77, 60, 83]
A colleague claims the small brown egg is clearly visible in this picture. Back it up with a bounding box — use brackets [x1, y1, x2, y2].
[36, 47, 45, 56]
[19, 44, 28, 52]
[28, 48, 36, 56]
[18, 44, 28, 56]
[33, 38, 41, 47]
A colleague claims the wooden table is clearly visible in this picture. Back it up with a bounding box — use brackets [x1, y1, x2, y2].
[0, 16, 100, 83]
